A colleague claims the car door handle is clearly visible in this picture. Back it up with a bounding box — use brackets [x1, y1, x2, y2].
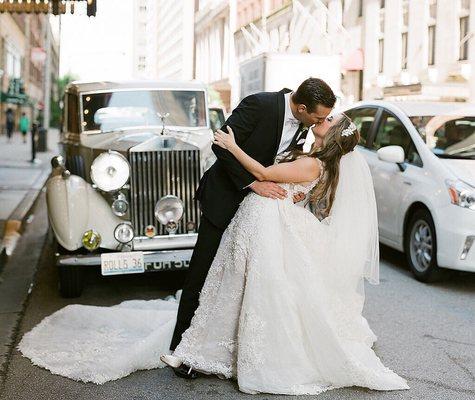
[403, 181, 412, 186]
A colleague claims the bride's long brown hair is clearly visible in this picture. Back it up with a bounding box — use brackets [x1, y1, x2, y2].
[282, 114, 360, 216]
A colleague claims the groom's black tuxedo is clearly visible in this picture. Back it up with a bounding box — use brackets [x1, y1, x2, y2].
[197, 88, 307, 229]
[170, 88, 308, 350]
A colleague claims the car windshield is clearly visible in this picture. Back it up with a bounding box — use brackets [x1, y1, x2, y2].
[81, 89, 207, 132]
[410, 115, 475, 159]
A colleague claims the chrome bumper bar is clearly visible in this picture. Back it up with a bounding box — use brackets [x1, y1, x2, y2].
[57, 248, 194, 268]
[132, 233, 197, 250]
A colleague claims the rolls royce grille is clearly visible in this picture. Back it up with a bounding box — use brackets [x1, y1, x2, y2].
[129, 150, 201, 236]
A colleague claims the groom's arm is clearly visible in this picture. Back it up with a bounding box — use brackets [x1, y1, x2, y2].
[212, 94, 260, 190]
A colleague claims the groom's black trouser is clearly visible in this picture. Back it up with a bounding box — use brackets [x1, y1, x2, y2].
[170, 216, 225, 350]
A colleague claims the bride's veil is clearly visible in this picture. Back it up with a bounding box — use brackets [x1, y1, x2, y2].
[324, 148, 379, 285]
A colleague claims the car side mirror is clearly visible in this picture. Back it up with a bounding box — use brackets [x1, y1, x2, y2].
[377, 145, 406, 171]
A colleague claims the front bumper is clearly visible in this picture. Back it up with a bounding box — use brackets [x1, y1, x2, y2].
[436, 205, 475, 272]
[57, 249, 193, 271]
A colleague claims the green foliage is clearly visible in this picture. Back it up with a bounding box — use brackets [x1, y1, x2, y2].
[50, 74, 77, 128]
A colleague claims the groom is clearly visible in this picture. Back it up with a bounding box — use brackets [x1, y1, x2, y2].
[169, 78, 336, 376]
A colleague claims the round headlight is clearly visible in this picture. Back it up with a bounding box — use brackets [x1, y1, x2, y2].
[90, 151, 130, 192]
[114, 223, 134, 244]
[154, 195, 184, 225]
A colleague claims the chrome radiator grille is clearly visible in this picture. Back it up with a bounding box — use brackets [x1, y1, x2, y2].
[129, 150, 201, 236]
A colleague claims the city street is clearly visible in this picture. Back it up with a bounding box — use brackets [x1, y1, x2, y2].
[0, 194, 474, 400]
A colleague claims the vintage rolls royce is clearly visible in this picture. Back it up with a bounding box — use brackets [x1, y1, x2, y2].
[47, 80, 221, 297]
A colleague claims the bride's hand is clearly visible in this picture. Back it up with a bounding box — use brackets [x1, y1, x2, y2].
[213, 126, 237, 150]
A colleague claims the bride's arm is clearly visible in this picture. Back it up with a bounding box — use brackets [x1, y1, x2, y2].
[213, 127, 320, 183]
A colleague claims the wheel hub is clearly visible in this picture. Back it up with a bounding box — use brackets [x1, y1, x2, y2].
[410, 220, 433, 273]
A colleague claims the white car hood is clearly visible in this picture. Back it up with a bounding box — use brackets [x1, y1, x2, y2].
[441, 159, 475, 187]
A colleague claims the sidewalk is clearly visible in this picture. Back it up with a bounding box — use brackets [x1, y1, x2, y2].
[0, 129, 59, 271]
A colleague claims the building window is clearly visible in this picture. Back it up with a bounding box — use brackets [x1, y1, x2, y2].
[429, 0, 437, 19]
[402, 0, 409, 27]
[379, 38, 384, 73]
[402, 32, 408, 70]
[358, 0, 363, 17]
[428, 25, 436, 65]
[459, 16, 469, 61]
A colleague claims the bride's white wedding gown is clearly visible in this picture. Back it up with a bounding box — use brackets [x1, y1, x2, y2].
[19, 151, 408, 394]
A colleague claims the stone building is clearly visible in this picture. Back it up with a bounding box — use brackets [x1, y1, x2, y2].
[0, 13, 59, 133]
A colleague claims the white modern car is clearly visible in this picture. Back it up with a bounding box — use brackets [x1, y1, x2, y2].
[341, 101, 475, 282]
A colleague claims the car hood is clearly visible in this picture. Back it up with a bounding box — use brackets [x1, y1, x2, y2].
[79, 127, 212, 153]
[441, 159, 475, 187]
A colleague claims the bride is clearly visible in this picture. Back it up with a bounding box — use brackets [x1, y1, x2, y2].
[18, 114, 409, 395]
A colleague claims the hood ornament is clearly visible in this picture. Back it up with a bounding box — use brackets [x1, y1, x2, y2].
[156, 112, 170, 135]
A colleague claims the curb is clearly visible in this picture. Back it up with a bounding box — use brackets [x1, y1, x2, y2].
[0, 167, 51, 274]
[0, 193, 50, 391]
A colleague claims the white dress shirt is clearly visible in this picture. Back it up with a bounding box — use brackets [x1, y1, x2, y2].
[277, 92, 301, 155]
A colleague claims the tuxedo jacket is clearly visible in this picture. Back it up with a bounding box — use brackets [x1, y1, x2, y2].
[196, 88, 307, 229]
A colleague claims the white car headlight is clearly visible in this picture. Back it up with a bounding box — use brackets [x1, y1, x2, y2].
[446, 179, 475, 210]
[91, 151, 130, 192]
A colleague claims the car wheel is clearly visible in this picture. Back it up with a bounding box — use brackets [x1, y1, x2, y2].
[58, 264, 84, 298]
[404, 209, 444, 282]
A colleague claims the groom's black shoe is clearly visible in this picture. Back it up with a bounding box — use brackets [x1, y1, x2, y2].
[173, 364, 200, 380]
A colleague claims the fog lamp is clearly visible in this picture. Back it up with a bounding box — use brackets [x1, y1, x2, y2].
[82, 229, 101, 251]
[154, 195, 184, 225]
[186, 221, 196, 233]
[460, 236, 475, 260]
[114, 223, 134, 244]
[166, 221, 178, 234]
[112, 193, 128, 216]
[145, 225, 156, 238]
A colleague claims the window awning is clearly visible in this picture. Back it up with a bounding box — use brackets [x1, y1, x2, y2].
[0, 91, 28, 105]
[0, 0, 96, 16]
[342, 48, 364, 71]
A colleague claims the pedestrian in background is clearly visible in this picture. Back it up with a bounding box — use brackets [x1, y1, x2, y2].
[19, 112, 29, 144]
[6, 108, 14, 142]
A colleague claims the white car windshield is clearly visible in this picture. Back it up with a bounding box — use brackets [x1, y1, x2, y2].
[81, 89, 207, 132]
[410, 115, 475, 159]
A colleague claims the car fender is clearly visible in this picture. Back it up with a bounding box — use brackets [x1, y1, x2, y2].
[46, 174, 123, 251]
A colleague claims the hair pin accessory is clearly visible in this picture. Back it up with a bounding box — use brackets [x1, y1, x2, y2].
[341, 122, 357, 137]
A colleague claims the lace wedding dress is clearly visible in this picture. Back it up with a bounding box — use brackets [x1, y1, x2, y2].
[173, 155, 408, 395]
[19, 151, 408, 394]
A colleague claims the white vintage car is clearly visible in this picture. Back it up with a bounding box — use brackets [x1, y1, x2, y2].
[342, 101, 475, 282]
[48, 80, 221, 297]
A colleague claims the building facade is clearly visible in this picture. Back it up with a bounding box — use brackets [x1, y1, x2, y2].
[133, 0, 195, 81]
[132, 0, 158, 79]
[0, 13, 59, 134]
[194, 0, 237, 109]
[344, 0, 475, 102]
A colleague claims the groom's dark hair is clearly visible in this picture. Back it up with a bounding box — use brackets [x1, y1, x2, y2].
[293, 78, 336, 111]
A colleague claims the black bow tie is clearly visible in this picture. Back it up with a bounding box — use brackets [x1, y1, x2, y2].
[285, 124, 308, 153]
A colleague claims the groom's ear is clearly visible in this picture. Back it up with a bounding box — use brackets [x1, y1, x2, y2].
[297, 104, 307, 113]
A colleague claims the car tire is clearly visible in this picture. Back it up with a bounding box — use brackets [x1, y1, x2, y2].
[404, 209, 445, 282]
[58, 264, 84, 298]
[51, 235, 85, 298]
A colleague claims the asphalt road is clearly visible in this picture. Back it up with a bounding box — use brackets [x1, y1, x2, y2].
[0, 207, 474, 399]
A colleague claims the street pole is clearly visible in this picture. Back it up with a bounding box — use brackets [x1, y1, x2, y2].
[43, 15, 52, 131]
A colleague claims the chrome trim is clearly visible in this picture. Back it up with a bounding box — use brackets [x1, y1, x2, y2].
[56, 249, 193, 267]
[133, 233, 197, 251]
[129, 149, 201, 237]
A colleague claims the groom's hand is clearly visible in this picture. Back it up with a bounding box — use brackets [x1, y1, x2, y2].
[249, 181, 287, 200]
[293, 192, 306, 203]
